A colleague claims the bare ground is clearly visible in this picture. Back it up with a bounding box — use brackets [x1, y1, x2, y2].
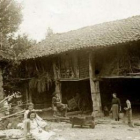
[0, 116, 140, 140]
[49, 118, 140, 140]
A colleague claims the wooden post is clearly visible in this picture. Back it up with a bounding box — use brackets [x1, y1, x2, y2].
[28, 92, 32, 102]
[89, 52, 102, 117]
[53, 60, 62, 101]
[28, 83, 32, 102]
[25, 84, 29, 102]
[75, 54, 79, 78]
[72, 53, 79, 78]
[0, 67, 4, 100]
[29, 92, 33, 102]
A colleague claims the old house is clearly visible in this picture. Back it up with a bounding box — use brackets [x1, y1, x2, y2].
[18, 16, 140, 116]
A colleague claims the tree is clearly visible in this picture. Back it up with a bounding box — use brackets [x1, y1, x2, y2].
[0, 32, 14, 59]
[8, 34, 36, 56]
[0, 0, 22, 36]
[2, 34, 36, 91]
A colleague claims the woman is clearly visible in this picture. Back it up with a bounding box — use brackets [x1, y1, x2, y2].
[52, 93, 67, 117]
[17, 103, 47, 130]
[24, 111, 55, 140]
[111, 93, 121, 121]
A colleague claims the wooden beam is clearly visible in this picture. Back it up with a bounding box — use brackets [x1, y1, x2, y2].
[89, 53, 95, 111]
[127, 72, 140, 75]
[0, 110, 25, 120]
[101, 76, 140, 79]
[89, 53, 102, 117]
[59, 77, 89, 81]
[53, 60, 62, 101]
[28, 83, 32, 102]
[25, 84, 29, 104]
[73, 53, 79, 78]
[28, 92, 32, 102]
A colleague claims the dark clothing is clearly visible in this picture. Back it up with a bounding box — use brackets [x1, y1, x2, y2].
[112, 98, 121, 106]
[112, 104, 119, 120]
[52, 96, 67, 117]
[104, 106, 109, 116]
[111, 97, 121, 121]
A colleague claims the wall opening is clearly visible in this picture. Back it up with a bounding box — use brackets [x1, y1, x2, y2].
[100, 78, 140, 114]
[32, 82, 55, 109]
[61, 80, 93, 112]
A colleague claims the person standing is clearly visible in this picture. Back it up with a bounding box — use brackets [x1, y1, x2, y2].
[124, 99, 134, 127]
[111, 93, 121, 121]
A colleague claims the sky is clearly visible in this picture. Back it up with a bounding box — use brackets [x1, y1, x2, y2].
[16, 0, 140, 42]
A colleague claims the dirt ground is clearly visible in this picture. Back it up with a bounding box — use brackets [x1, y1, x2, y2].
[0, 116, 140, 140]
[48, 117, 140, 140]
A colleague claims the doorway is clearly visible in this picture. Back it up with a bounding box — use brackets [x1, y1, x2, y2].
[100, 78, 140, 113]
[61, 80, 93, 112]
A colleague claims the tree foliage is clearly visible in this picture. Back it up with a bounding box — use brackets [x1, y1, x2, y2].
[0, 33, 14, 59]
[8, 34, 36, 56]
[0, 0, 22, 36]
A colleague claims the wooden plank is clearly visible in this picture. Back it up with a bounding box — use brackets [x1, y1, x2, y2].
[59, 77, 89, 81]
[101, 76, 140, 79]
[53, 115, 69, 120]
[67, 110, 91, 116]
[128, 72, 140, 75]
[0, 110, 25, 120]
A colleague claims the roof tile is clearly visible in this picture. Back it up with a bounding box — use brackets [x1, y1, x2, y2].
[19, 15, 140, 60]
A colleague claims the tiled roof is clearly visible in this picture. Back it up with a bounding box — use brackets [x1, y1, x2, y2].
[19, 15, 140, 60]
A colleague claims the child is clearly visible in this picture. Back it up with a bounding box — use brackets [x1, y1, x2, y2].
[124, 99, 134, 127]
[103, 106, 109, 116]
[24, 103, 47, 128]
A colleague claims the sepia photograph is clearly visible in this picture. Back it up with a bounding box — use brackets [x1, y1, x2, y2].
[0, 0, 140, 139]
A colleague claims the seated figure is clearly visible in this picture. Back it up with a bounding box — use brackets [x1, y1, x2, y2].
[18, 103, 47, 130]
[24, 103, 47, 129]
[52, 93, 68, 117]
[24, 111, 54, 140]
[103, 106, 109, 116]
